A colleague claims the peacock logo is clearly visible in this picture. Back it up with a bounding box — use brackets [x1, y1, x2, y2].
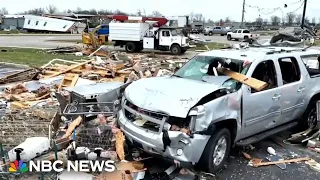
[9, 160, 28, 173]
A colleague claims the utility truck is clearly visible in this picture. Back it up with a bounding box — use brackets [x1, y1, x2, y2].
[108, 16, 189, 55]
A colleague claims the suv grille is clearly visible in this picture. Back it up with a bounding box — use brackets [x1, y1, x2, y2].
[124, 100, 167, 132]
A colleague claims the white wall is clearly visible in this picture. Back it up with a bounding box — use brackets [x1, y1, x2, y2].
[22, 15, 75, 32]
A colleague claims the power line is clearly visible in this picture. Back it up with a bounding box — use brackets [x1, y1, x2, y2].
[245, 0, 305, 16]
[287, 1, 304, 14]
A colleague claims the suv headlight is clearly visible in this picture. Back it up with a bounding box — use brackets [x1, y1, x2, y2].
[188, 105, 205, 116]
[188, 105, 205, 133]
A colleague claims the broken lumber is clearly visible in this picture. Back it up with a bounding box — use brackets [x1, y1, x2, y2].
[63, 116, 83, 139]
[218, 67, 268, 91]
[43, 59, 94, 79]
[58, 73, 79, 90]
[115, 130, 125, 161]
[253, 157, 310, 167]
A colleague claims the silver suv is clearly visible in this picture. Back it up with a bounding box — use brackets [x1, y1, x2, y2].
[118, 46, 320, 173]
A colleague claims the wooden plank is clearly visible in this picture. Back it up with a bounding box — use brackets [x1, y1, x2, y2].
[218, 68, 268, 91]
[253, 157, 310, 167]
[43, 60, 94, 79]
[58, 73, 79, 90]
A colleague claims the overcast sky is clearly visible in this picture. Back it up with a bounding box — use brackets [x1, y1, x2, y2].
[1, 0, 320, 22]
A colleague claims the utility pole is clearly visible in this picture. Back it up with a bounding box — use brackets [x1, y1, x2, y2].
[241, 0, 246, 28]
[301, 0, 307, 28]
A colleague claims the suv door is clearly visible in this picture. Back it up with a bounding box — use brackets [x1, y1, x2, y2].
[276, 56, 307, 125]
[241, 60, 282, 138]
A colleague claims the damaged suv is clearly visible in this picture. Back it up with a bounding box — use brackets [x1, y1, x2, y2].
[118, 46, 320, 173]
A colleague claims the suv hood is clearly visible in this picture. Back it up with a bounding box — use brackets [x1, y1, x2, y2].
[124, 76, 227, 118]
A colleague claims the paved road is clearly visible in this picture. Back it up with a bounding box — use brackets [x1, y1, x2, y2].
[0, 34, 273, 49]
[145, 129, 320, 180]
[0, 35, 81, 49]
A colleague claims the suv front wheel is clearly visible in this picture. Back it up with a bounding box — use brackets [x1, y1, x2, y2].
[200, 128, 231, 173]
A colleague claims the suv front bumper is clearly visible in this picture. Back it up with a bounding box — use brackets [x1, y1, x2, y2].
[117, 105, 210, 165]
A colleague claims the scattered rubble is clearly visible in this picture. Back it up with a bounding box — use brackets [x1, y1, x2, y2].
[0, 49, 189, 179]
[1, 44, 320, 180]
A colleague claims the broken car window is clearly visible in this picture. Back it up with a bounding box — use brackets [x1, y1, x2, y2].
[278, 57, 301, 84]
[174, 55, 244, 82]
[251, 60, 278, 93]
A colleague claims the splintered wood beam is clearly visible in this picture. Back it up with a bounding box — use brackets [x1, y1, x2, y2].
[218, 68, 268, 91]
[43, 59, 94, 79]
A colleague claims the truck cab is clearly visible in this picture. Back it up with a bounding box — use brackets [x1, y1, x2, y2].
[143, 27, 189, 55]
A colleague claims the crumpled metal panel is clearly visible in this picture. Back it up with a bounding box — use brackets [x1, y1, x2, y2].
[118, 110, 210, 163]
[194, 91, 241, 133]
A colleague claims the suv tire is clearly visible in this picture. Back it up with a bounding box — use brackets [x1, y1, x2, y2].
[244, 36, 249, 42]
[200, 128, 231, 173]
[227, 35, 232, 41]
[170, 44, 181, 55]
[299, 100, 318, 130]
[125, 42, 136, 53]
[209, 32, 213, 36]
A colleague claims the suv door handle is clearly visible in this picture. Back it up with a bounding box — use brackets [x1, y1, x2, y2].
[272, 94, 281, 100]
[297, 86, 306, 92]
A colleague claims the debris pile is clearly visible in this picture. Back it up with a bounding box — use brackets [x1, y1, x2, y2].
[0, 50, 188, 180]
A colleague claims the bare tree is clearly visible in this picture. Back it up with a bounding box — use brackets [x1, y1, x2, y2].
[225, 17, 231, 23]
[312, 17, 316, 24]
[281, 16, 286, 26]
[76, 7, 82, 12]
[270, 16, 281, 26]
[137, 9, 142, 16]
[255, 17, 263, 26]
[295, 14, 302, 25]
[113, 9, 127, 15]
[89, 9, 97, 15]
[194, 13, 203, 21]
[189, 12, 195, 22]
[286, 13, 295, 26]
[219, 19, 224, 26]
[0, 7, 8, 15]
[207, 19, 214, 23]
[24, 8, 46, 15]
[304, 17, 310, 24]
[150, 11, 162, 17]
[263, 19, 268, 26]
[46, 5, 57, 14]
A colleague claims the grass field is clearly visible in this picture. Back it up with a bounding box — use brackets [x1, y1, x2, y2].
[0, 47, 82, 66]
[45, 39, 227, 51]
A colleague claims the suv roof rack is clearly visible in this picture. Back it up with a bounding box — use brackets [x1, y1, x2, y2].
[265, 45, 312, 55]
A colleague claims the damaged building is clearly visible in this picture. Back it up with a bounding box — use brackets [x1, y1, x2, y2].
[0, 15, 86, 33]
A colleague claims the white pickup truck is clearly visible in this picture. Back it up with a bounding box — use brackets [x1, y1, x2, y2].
[227, 29, 260, 42]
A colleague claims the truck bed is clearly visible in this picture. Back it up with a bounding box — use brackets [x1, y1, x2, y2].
[108, 23, 149, 42]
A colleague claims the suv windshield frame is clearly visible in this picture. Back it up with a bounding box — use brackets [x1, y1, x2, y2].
[173, 55, 251, 90]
